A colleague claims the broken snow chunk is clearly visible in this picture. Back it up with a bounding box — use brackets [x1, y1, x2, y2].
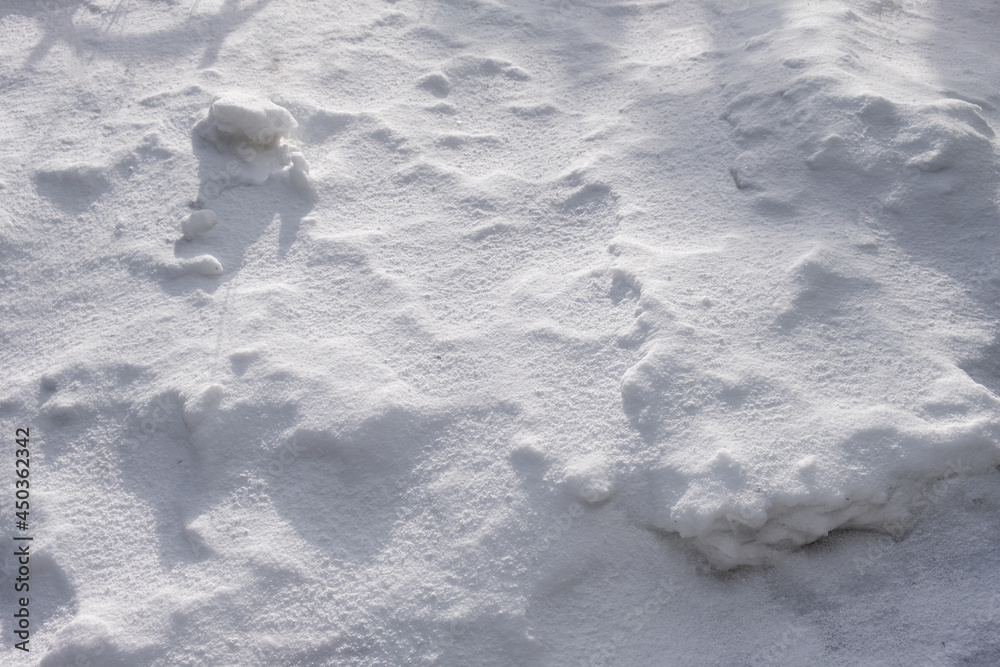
[194, 92, 313, 200]
[286, 151, 313, 191]
[198, 92, 298, 149]
[180, 255, 224, 277]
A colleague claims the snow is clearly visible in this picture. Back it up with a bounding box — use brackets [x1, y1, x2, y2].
[180, 209, 218, 241]
[175, 254, 224, 277]
[194, 92, 311, 199]
[2, 0, 999, 665]
[199, 92, 298, 150]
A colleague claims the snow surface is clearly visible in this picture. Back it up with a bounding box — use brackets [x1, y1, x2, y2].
[181, 209, 218, 241]
[1, 0, 999, 664]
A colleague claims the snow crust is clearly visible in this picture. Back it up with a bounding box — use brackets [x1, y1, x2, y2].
[2, 0, 1000, 664]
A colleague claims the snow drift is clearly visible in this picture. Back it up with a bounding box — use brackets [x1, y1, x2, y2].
[616, 0, 1000, 567]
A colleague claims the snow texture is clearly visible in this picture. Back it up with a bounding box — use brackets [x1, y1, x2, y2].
[2, 0, 1000, 665]
[194, 91, 312, 199]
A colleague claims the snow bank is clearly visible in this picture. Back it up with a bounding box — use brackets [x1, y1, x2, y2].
[617, 1, 1000, 568]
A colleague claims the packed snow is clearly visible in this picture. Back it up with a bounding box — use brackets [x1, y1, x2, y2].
[1, 0, 999, 665]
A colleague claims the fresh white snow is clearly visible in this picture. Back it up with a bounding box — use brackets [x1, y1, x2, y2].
[181, 209, 218, 241]
[1, 0, 999, 665]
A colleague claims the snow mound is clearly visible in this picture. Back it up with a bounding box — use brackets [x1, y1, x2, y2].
[194, 92, 312, 200]
[563, 454, 617, 505]
[161, 254, 224, 277]
[39, 615, 124, 667]
[621, 4, 1000, 568]
[197, 91, 297, 149]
